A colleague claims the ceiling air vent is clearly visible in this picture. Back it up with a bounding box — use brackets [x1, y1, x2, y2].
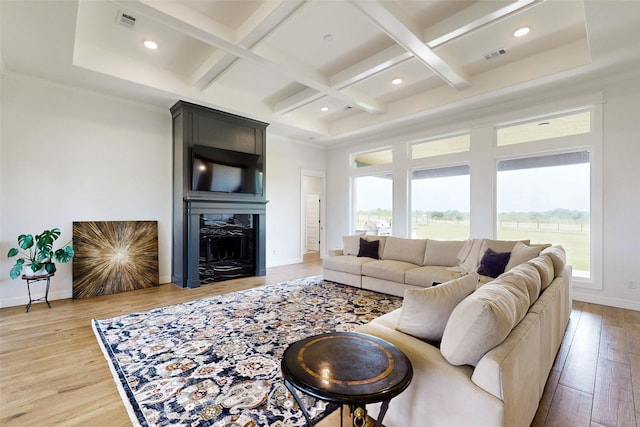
[483, 48, 506, 61]
[117, 11, 137, 30]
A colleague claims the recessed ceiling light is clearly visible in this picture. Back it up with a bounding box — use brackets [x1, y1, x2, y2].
[320, 106, 329, 112]
[144, 40, 158, 49]
[392, 78, 403, 85]
[513, 27, 530, 37]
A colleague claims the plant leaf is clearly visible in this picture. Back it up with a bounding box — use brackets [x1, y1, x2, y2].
[54, 246, 75, 263]
[9, 263, 23, 279]
[17, 234, 34, 250]
[7, 248, 19, 258]
[45, 263, 57, 274]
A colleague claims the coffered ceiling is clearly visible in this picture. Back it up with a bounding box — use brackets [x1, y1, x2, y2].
[2, 0, 640, 144]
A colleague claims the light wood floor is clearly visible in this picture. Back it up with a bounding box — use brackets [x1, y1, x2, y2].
[0, 260, 638, 427]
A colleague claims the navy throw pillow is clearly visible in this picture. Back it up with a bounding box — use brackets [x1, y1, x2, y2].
[477, 248, 511, 278]
[357, 238, 380, 259]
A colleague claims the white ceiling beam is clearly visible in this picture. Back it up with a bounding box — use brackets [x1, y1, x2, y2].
[192, 52, 238, 90]
[274, 87, 323, 114]
[330, 44, 412, 89]
[350, 0, 470, 90]
[338, 86, 386, 114]
[236, 0, 305, 49]
[190, 0, 304, 89]
[426, 0, 542, 48]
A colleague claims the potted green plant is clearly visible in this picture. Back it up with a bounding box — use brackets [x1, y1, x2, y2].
[7, 228, 74, 279]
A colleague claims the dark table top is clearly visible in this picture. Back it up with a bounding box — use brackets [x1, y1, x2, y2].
[281, 331, 413, 405]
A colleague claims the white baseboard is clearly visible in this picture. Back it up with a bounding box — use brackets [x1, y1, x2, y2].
[573, 290, 640, 311]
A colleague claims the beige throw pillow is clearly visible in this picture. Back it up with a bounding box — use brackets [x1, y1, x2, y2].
[440, 274, 530, 366]
[397, 274, 479, 341]
[504, 241, 542, 272]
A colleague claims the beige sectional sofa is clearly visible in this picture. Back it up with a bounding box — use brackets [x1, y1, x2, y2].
[322, 235, 572, 427]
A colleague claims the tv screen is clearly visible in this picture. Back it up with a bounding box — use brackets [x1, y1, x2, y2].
[192, 145, 263, 195]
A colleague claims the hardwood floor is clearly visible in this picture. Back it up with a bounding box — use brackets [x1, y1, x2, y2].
[0, 260, 638, 426]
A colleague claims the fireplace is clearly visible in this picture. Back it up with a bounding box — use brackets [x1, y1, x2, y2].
[171, 101, 268, 288]
[173, 199, 266, 288]
[199, 213, 255, 283]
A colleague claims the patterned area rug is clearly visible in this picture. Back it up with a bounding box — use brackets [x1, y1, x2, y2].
[92, 276, 402, 426]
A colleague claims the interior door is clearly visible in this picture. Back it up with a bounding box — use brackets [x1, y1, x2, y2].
[305, 193, 320, 252]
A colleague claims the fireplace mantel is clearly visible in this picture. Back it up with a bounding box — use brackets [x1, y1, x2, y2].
[171, 101, 268, 288]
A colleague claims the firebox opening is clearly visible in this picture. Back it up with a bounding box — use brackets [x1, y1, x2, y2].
[199, 213, 256, 284]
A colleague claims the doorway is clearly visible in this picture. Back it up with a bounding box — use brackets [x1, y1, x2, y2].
[301, 171, 325, 263]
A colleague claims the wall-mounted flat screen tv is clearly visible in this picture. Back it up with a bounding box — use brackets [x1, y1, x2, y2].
[192, 145, 263, 195]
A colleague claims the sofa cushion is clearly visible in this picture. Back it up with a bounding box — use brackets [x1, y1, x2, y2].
[362, 259, 418, 283]
[382, 236, 427, 266]
[528, 255, 555, 290]
[504, 241, 542, 272]
[343, 235, 363, 256]
[397, 273, 479, 341]
[357, 238, 379, 259]
[441, 274, 530, 366]
[540, 245, 566, 276]
[423, 240, 466, 267]
[477, 248, 511, 278]
[323, 255, 374, 275]
[404, 266, 463, 287]
[365, 235, 387, 259]
[499, 263, 541, 306]
[478, 239, 529, 260]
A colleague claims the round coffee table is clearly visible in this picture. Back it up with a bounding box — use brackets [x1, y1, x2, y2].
[281, 331, 413, 427]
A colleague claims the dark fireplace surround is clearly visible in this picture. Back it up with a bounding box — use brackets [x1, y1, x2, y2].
[171, 101, 268, 288]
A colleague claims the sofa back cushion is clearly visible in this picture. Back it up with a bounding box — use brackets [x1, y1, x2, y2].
[540, 245, 566, 275]
[499, 263, 541, 306]
[382, 236, 427, 266]
[343, 235, 363, 256]
[441, 274, 530, 366]
[396, 273, 479, 341]
[423, 239, 465, 267]
[528, 255, 555, 290]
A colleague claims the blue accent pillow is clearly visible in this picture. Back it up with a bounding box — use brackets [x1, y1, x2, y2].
[357, 238, 379, 259]
[477, 248, 511, 278]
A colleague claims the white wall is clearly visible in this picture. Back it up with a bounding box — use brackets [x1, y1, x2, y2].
[265, 135, 326, 266]
[0, 74, 172, 307]
[325, 71, 640, 311]
[0, 76, 331, 307]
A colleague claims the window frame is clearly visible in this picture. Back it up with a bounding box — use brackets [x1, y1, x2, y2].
[493, 105, 603, 290]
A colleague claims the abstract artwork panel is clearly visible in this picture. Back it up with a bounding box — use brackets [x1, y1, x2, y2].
[72, 221, 159, 299]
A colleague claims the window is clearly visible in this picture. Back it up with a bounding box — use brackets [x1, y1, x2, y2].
[411, 165, 470, 239]
[496, 110, 591, 146]
[412, 134, 470, 159]
[352, 148, 392, 168]
[353, 174, 393, 234]
[496, 151, 591, 277]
